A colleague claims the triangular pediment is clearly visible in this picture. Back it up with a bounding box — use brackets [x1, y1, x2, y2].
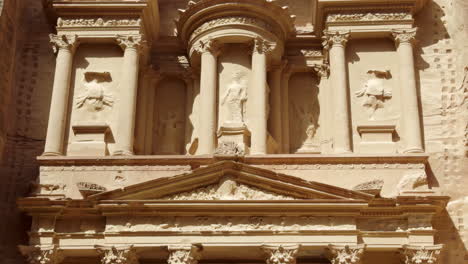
[89, 161, 373, 201]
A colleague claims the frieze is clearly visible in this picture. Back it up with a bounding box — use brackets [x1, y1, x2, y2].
[326, 12, 412, 23]
[254, 163, 425, 170]
[105, 216, 356, 233]
[40, 165, 191, 172]
[57, 17, 141, 28]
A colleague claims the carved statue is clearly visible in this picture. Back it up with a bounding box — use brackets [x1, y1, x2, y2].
[158, 111, 183, 154]
[75, 72, 114, 112]
[293, 103, 320, 153]
[355, 70, 392, 120]
[221, 71, 248, 125]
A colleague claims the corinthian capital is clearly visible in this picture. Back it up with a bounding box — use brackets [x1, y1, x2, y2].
[400, 245, 443, 264]
[167, 245, 202, 264]
[116, 35, 143, 51]
[194, 38, 220, 56]
[95, 245, 139, 264]
[253, 37, 275, 54]
[49, 34, 78, 54]
[392, 28, 418, 46]
[262, 245, 300, 264]
[18, 245, 64, 264]
[322, 30, 350, 48]
[326, 244, 366, 264]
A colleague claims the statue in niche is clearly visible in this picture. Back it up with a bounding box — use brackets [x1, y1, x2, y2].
[157, 111, 183, 154]
[294, 103, 320, 153]
[355, 70, 392, 120]
[75, 71, 114, 112]
[221, 71, 248, 126]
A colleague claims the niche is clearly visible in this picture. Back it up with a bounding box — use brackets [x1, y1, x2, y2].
[288, 72, 320, 153]
[153, 77, 187, 154]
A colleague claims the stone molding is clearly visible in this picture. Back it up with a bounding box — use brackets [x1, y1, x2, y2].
[322, 31, 350, 48]
[326, 12, 412, 23]
[400, 244, 443, 264]
[262, 245, 300, 264]
[95, 245, 139, 264]
[326, 244, 366, 264]
[49, 34, 78, 54]
[57, 17, 141, 28]
[167, 245, 202, 264]
[18, 245, 64, 264]
[392, 28, 418, 46]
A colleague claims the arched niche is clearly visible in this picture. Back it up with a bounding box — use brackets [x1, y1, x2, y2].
[288, 72, 321, 153]
[153, 77, 187, 155]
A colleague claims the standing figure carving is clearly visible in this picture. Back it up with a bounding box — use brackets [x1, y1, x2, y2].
[355, 70, 392, 120]
[221, 71, 248, 125]
[158, 111, 183, 154]
[76, 72, 114, 112]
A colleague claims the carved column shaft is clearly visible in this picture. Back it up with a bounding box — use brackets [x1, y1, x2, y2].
[324, 31, 352, 153]
[114, 35, 142, 156]
[43, 34, 77, 156]
[197, 39, 219, 155]
[281, 69, 292, 153]
[251, 38, 272, 155]
[392, 29, 424, 153]
[269, 63, 284, 151]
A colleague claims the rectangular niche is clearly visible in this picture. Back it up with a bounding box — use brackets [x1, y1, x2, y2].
[288, 72, 321, 153]
[153, 77, 187, 155]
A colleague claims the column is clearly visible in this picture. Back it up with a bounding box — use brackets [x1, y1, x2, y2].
[269, 61, 285, 151]
[251, 37, 273, 155]
[113, 35, 143, 156]
[399, 244, 443, 264]
[392, 29, 424, 153]
[196, 38, 220, 155]
[19, 245, 64, 264]
[262, 245, 300, 264]
[135, 66, 152, 154]
[146, 72, 162, 155]
[167, 244, 202, 264]
[323, 31, 352, 153]
[43, 34, 78, 156]
[95, 245, 139, 264]
[326, 244, 365, 264]
[281, 66, 292, 153]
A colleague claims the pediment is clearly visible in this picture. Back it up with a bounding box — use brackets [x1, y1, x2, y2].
[89, 161, 373, 201]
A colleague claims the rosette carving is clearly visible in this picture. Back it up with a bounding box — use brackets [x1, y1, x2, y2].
[262, 245, 300, 264]
[326, 244, 366, 264]
[49, 34, 78, 54]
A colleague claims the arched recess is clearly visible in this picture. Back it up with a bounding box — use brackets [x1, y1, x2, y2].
[152, 77, 187, 155]
[288, 72, 321, 153]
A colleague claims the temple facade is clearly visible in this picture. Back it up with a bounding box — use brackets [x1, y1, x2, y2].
[0, 0, 467, 263]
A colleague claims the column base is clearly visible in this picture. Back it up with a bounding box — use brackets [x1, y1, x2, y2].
[42, 151, 63, 156]
[112, 150, 134, 156]
[403, 148, 424, 153]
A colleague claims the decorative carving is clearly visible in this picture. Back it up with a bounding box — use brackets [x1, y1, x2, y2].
[221, 71, 248, 125]
[400, 245, 443, 264]
[395, 172, 428, 195]
[161, 177, 296, 200]
[95, 245, 139, 264]
[312, 64, 330, 78]
[327, 12, 412, 23]
[116, 35, 143, 50]
[352, 179, 384, 195]
[214, 141, 245, 156]
[354, 70, 392, 120]
[300, 49, 323, 57]
[167, 245, 202, 264]
[49, 34, 78, 53]
[322, 31, 350, 48]
[262, 245, 300, 264]
[57, 17, 141, 27]
[76, 182, 106, 197]
[326, 244, 366, 264]
[106, 215, 356, 233]
[75, 72, 114, 111]
[18, 245, 64, 264]
[253, 37, 275, 54]
[392, 28, 417, 45]
[193, 38, 220, 55]
[31, 182, 66, 196]
[191, 16, 275, 40]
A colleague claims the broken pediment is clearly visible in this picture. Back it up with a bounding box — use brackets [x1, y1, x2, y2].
[89, 161, 373, 201]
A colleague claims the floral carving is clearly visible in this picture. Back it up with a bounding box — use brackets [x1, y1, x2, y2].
[262, 245, 300, 264]
[322, 31, 350, 48]
[75, 72, 114, 111]
[253, 37, 275, 54]
[116, 35, 143, 50]
[400, 245, 443, 264]
[392, 28, 417, 45]
[193, 38, 220, 55]
[327, 12, 412, 23]
[214, 141, 245, 156]
[326, 244, 366, 264]
[191, 16, 275, 40]
[49, 34, 78, 53]
[167, 245, 202, 264]
[18, 245, 64, 264]
[161, 177, 296, 200]
[95, 245, 139, 264]
[57, 17, 141, 27]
